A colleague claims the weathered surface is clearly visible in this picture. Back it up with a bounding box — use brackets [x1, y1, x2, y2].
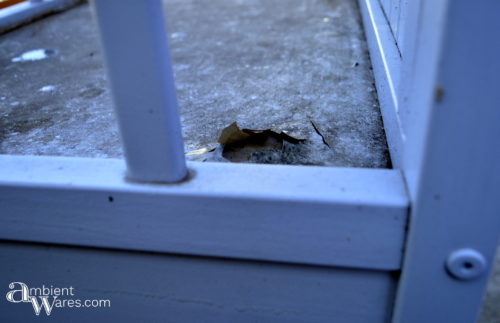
[0, 4, 118, 157]
[0, 1, 498, 319]
[0, 0, 389, 167]
[478, 246, 500, 323]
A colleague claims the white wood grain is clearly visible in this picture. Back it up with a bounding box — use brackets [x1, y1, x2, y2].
[0, 155, 409, 270]
[359, 0, 404, 167]
[0, 242, 396, 322]
[92, 0, 187, 183]
[394, 0, 500, 321]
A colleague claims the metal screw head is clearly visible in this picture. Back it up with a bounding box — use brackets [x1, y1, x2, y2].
[446, 248, 487, 281]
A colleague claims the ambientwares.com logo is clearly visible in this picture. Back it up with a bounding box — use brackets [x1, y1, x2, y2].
[6, 282, 111, 316]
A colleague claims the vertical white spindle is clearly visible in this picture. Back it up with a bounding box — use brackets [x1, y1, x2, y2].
[91, 0, 187, 183]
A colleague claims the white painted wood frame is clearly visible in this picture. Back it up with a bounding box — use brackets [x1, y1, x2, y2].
[389, 1, 500, 322]
[0, 155, 409, 271]
[0, 0, 499, 322]
[359, 0, 500, 322]
[0, 1, 409, 320]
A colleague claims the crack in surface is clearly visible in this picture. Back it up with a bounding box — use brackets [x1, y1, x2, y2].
[310, 120, 331, 148]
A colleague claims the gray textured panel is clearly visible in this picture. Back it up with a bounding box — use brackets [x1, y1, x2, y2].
[0, 242, 397, 322]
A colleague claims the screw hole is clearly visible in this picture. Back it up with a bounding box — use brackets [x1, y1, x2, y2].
[108, 196, 114, 202]
[463, 262, 474, 269]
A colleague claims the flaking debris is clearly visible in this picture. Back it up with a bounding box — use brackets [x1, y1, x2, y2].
[218, 122, 304, 163]
[218, 122, 303, 145]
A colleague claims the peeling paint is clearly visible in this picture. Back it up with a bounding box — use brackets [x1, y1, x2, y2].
[11, 49, 57, 62]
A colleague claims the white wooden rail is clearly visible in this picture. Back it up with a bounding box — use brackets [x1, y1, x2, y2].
[0, 155, 408, 271]
[361, 0, 500, 322]
[391, 1, 500, 321]
[92, 0, 187, 183]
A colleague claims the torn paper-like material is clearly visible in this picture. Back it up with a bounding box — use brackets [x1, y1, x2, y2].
[218, 122, 303, 145]
[218, 122, 304, 163]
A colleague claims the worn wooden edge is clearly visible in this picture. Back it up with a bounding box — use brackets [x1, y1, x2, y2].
[0, 0, 26, 10]
[0, 155, 409, 270]
[393, 0, 500, 321]
[358, 0, 405, 168]
[0, 0, 82, 34]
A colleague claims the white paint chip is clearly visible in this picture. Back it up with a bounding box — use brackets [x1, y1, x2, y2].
[39, 85, 56, 92]
[11, 49, 56, 62]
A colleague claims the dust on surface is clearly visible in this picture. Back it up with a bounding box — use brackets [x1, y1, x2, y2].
[0, 0, 390, 168]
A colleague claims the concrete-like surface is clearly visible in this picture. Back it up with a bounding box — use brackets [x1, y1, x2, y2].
[478, 246, 500, 323]
[0, 3, 118, 158]
[0, 0, 390, 167]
